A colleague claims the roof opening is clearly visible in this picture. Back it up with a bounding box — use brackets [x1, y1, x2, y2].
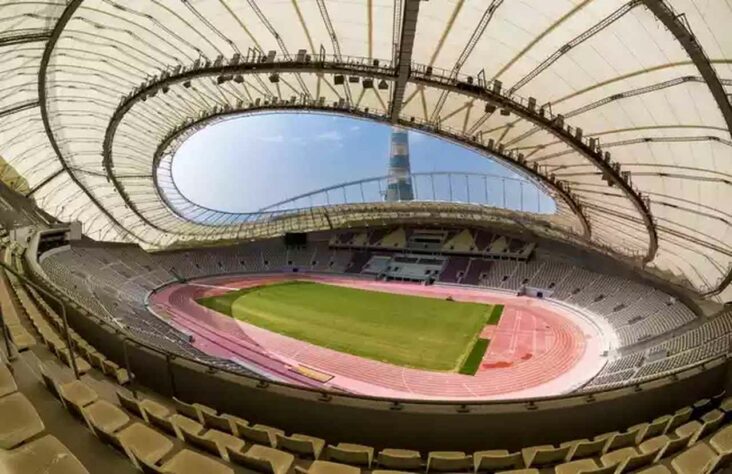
[157, 112, 556, 221]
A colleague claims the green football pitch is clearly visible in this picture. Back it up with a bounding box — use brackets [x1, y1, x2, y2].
[197, 281, 496, 371]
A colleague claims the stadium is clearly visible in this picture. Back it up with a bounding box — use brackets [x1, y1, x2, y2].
[0, 1, 731, 473]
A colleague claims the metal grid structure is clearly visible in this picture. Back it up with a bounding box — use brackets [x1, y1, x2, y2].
[0, 1, 729, 299]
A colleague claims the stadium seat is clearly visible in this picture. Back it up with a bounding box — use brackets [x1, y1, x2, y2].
[202, 409, 237, 434]
[600, 446, 657, 472]
[561, 438, 607, 461]
[709, 423, 732, 454]
[327, 442, 375, 467]
[298, 460, 361, 474]
[636, 466, 671, 474]
[173, 397, 216, 424]
[58, 380, 99, 418]
[181, 427, 222, 458]
[377, 448, 422, 470]
[595, 427, 642, 454]
[276, 432, 326, 459]
[152, 410, 204, 440]
[667, 407, 693, 433]
[228, 444, 294, 474]
[631, 415, 671, 443]
[159, 449, 235, 474]
[117, 422, 174, 466]
[554, 458, 615, 474]
[101, 359, 130, 385]
[0, 392, 45, 449]
[117, 391, 170, 423]
[0, 363, 17, 397]
[81, 399, 130, 434]
[57, 348, 92, 375]
[671, 443, 719, 474]
[427, 451, 472, 472]
[235, 421, 282, 447]
[0, 434, 89, 474]
[203, 428, 247, 460]
[494, 469, 539, 474]
[472, 450, 524, 472]
[521, 445, 571, 468]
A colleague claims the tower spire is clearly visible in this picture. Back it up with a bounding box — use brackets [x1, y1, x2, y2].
[385, 127, 414, 201]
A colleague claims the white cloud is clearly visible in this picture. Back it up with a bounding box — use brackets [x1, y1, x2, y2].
[349, 125, 361, 132]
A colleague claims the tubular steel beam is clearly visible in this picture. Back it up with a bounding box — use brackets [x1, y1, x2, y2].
[390, 0, 421, 122]
[38, 0, 152, 246]
[0, 32, 50, 48]
[101, 59, 600, 240]
[643, 0, 732, 291]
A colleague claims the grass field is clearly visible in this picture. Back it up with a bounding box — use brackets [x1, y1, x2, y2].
[197, 281, 494, 371]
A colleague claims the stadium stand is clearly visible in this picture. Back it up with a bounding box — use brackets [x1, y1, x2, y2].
[28, 224, 726, 396]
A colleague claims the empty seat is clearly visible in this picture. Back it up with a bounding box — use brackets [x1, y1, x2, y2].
[303, 460, 361, 474]
[631, 415, 671, 443]
[554, 458, 616, 474]
[181, 428, 222, 458]
[202, 410, 236, 434]
[237, 422, 283, 447]
[203, 429, 247, 460]
[117, 391, 170, 422]
[0, 363, 17, 397]
[158, 449, 234, 474]
[675, 410, 723, 445]
[710, 423, 732, 454]
[57, 349, 91, 374]
[173, 397, 215, 424]
[116, 422, 174, 466]
[377, 448, 422, 470]
[228, 444, 294, 474]
[81, 399, 130, 434]
[327, 442, 375, 467]
[561, 438, 607, 461]
[0, 434, 89, 474]
[427, 451, 472, 472]
[667, 406, 692, 433]
[521, 445, 570, 468]
[636, 466, 671, 474]
[0, 392, 45, 449]
[600, 447, 657, 472]
[595, 428, 641, 454]
[59, 380, 98, 417]
[147, 409, 203, 440]
[276, 432, 326, 459]
[473, 450, 524, 472]
[671, 443, 719, 474]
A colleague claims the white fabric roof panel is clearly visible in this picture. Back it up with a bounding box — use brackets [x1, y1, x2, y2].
[0, 0, 729, 299]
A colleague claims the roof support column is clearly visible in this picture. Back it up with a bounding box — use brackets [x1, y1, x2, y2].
[390, 0, 421, 122]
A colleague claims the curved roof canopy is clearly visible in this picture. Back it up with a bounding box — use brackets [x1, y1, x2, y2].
[0, 0, 730, 299]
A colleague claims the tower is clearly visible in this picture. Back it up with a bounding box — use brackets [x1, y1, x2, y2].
[385, 127, 414, 201]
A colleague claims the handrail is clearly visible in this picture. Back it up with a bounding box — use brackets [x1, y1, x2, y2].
[0, 257, 79, 379]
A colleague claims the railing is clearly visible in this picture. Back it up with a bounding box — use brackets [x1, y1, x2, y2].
[157, 170, 556, 226]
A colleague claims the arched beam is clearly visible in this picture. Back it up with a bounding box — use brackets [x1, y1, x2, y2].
[642, 0, 732, 293]
[390, 0, 421, 122]
[106, 101, 591, 241]
[38, 0, 152, 245]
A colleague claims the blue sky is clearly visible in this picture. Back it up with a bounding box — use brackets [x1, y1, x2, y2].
[172, 113, 552, 213]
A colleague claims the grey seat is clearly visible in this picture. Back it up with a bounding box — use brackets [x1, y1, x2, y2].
[0, 392, 45, 449]
[0, 434, 89, 474]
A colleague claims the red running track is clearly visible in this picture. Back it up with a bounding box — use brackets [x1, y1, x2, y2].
[150, 274, 608, 400]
